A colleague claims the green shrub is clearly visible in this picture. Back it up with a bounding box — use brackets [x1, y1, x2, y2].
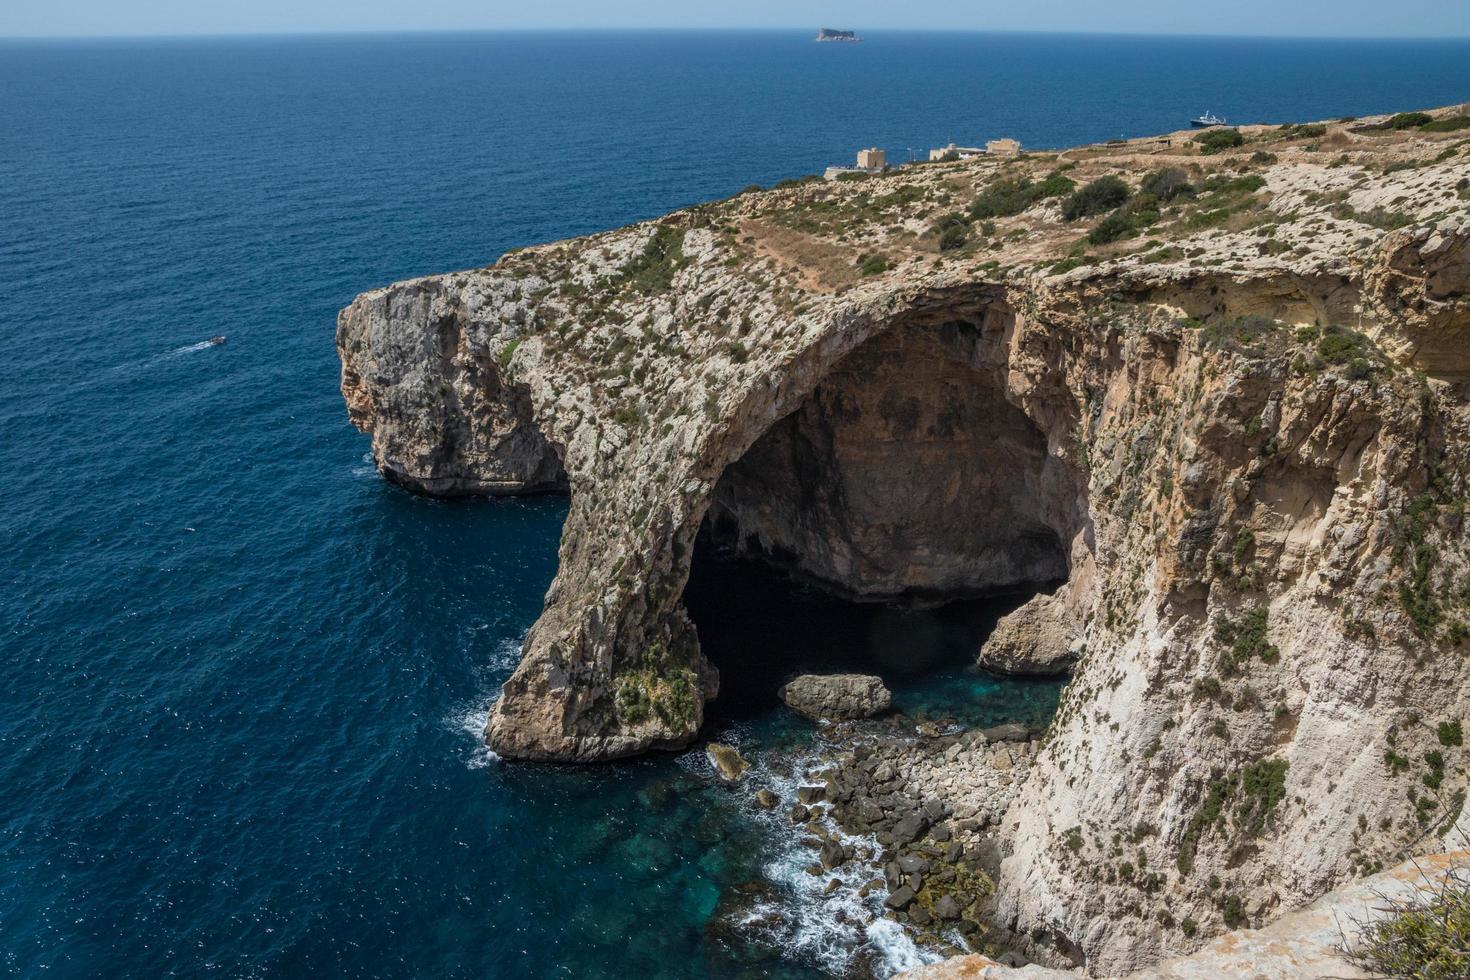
[620, 226, 686, 294]
[1331, 203, 1414, 230]
[1214, 606, 1280, 673]
[932, 212, 971, 251]
[1220, 893, 1248, 928]
[1200, 173, 1266, 195]
[1317, 328, 1369, 364]
[1236, 758, 1289, 836]
[1194, 128, 1245, 153]
[1088, 210, 1137, 245]
[968, 173, 1070, 219]
[1388, 111, 1435, 129]
[857, 254, 889, 276]
[1198, 315, 1280, 352]
[1193, 676, 1223, 701]
[938, 224, 969, 250]
[1393, 494, 1443, 635]
[1036, 170, 1078, 198]
[1422, 116, 1470, 133]
[1276, 123, 1328, 139]
[1346, 867, 1470, 980]
[1232, 529, 1256, 567]
[614, 641, 700, 728]
[1141, 167, 1195, 202]
[1439, 721, 1464, 747]
[1086, 191, 1160, 244]
[496, 338, 520, 372]
[1062, 176, 1131, 221]
[1176, 758, 1289, 876]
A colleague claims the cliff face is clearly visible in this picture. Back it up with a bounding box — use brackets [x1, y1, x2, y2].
[904, 852, 1470, 979]
[338, 108, 1470, 971]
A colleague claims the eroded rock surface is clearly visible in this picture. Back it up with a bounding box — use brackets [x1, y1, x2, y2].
[902, 852, 1470, 978]
[706, 742, 750, 784]
[339, 105, 1470, 973]
[977, 591, 1080, 676]
[779, 673, 893, 720]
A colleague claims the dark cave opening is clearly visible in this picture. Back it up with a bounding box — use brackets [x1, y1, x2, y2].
[683, 317, 1084, 726]
[683, 534, 1055, 725]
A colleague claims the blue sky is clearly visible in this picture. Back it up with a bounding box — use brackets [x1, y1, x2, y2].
[2, 0, 1467, 39]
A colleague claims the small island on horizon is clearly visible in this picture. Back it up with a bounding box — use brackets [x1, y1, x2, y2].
[815, 28, 861, 42]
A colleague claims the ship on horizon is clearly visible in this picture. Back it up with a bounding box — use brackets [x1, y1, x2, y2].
[816, 28, 861, 42]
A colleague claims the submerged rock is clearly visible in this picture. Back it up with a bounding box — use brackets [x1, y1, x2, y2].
[779, 673, 893, 721]
[753, 788, 778, 809]
[705, 743, 750, 784]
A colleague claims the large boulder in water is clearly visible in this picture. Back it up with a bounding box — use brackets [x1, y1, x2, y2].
[779, 673, 892, 721]
[977, 590, 1079, 676]
[706, 742, 750, 784]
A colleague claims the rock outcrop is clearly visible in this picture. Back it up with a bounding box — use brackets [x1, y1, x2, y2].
[705, 742, 750, 783]
[779, 673, 893, 720]
[977, 591, 1080, 676]
[901, 852, 1470, 979]
[339, 105, 1470, 972]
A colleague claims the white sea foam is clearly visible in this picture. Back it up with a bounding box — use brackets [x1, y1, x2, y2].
[486, 634, 524, 673]
[865, 917, 937, 976]
[169, 339, 219, 356]
[449, 698, 499, 769]
[446, 630, 531, 769]
[709, 739, 942, 978]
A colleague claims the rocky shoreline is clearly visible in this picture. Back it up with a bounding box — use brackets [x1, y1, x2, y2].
[708, 690, 1056, 973]
[341, 103, 1470, 974]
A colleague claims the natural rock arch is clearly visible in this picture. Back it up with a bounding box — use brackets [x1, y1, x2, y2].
[337, 137, 1470, 974]
[703, 317, 1085, 604]
[475, 283, 1093, 761]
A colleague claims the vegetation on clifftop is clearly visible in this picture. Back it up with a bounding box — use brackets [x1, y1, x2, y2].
[1347, 867, 1470, 980]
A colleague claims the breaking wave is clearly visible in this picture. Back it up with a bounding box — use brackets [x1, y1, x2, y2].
[448, 631, 526, 769]
[696, 735, 941, 978]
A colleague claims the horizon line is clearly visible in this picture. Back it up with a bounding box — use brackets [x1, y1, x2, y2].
[2, 25, 1469, 43]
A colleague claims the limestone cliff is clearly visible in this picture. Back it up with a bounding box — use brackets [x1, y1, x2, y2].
[900, 852, 1469, 978]
[338, 106, 1470, 971]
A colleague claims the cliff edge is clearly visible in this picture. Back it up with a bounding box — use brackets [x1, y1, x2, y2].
[338, 106, 1470, 972]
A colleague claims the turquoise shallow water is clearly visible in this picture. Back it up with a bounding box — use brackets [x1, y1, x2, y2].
[3, 29, 1470, 978]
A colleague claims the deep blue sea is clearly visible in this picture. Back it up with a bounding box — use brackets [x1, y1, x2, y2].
[2, 29, 1468, 979]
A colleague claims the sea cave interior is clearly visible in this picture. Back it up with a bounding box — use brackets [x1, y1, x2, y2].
[681, 314, 1086, 727]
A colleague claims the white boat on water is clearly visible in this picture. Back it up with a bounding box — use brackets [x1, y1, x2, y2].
[1191, 112, 1227, 128]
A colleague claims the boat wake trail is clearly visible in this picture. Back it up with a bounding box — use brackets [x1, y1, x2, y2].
[168, 336, 226, 356]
